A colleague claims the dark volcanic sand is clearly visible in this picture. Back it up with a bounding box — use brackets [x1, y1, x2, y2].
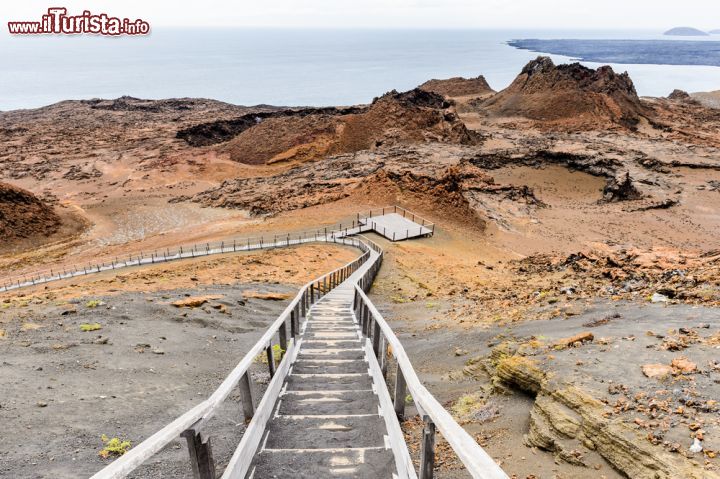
[373, 293, 720, 479]
[0, 283, 295, 479]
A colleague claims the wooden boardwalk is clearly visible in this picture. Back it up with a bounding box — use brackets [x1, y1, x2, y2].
[80, 207, 507, 479]
[246, 280, 405, 478]
[0, 208, 433, 294]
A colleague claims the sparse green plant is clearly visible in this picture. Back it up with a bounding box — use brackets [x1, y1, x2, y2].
[86, 300, 103, 308]
[99, 434, 131, 459]
[405, 394, 413, 404]
[451, 393, 486, 420]
[80, 323, 102, 332]
[255, 344, 284, 364]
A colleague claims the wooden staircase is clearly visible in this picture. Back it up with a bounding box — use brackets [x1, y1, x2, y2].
[247, 286, 399, 478]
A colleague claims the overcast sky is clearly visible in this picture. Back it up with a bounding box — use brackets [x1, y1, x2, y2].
[3, 0, 719, 29]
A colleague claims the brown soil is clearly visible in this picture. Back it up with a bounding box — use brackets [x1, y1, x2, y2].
[1, 243, 357, 304]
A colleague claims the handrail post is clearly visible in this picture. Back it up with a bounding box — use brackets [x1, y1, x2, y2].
[361, 305, 368, 337]
[393, 367, 407, 421]
[266, 342, 276, 378]
[279, 320, 288, 357]
[380, 337, 388, 378]
[365, 305, 373, 337]
[290, 310, 297, 338]
[372, 321, 381, 358]
[239, 372, 255, 421]
[419, 415, 436, 479]
[180, 425, 216, 479]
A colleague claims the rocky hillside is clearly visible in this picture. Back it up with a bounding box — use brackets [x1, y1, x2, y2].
[692, 90, 720, 109]
[190, 88, 478, 165]
[480, 56, 650, 129]
[0, 182, 60, 241]
[419, 75, 495, 98]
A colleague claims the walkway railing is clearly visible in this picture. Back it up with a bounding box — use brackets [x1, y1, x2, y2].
[9, 206, 506, 478]
[0, 206, 435, 293]
[0, 223, 366, 293]
[90, 235, 373, 479]
[353, 238, 508, 479]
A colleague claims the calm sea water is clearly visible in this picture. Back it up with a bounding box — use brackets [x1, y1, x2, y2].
[1, 28, 720, 111]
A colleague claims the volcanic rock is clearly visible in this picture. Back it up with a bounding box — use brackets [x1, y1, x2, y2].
[668, 89, 691, 101]
[480, 56, 649, 129]
[176, 106, 365, 147]
[602, 172, 644, 202]
[419, 76, 495, 98]
[212, 88, 478, 165]
[642, 363, 673, 379]
[0, 182, 60, 241]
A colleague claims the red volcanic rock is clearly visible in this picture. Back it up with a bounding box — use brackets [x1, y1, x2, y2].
[481, 56, 650, 129]
[0, 182, 60, 240]
[419, 76, 495, 98]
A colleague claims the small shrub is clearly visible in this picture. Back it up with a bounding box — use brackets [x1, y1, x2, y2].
[450, 393, 485, 419]
[255, 344, 284, 364]
[86, 300, 103, 308]
[98, 434, 131, 458]
[80, 323, 102, 332]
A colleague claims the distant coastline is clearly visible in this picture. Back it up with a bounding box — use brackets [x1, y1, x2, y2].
[508, 39, 720, 67]
[663, 27, 709, 36]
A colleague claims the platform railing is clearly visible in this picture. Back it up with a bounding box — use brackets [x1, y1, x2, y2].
[89, 236, 373, 479]
[356, 205, 436, 236]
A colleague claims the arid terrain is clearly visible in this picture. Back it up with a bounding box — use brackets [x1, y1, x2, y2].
[1, 56, 720, 478]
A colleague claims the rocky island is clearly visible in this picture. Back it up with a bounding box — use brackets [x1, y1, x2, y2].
[1, 56, 720, 479]
[664, 26, 709, 36]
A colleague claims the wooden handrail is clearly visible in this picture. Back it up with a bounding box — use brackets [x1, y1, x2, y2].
[57, 207, 503, 478]
[90, 237, 371, 479]
[0, 223, 365, 293]
[353, 285, 508, 479]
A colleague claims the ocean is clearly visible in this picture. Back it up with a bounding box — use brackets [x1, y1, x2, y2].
[2, 28, 720, 111]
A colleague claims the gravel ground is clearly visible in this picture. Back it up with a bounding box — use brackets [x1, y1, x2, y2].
[0, 282, 295, 478]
